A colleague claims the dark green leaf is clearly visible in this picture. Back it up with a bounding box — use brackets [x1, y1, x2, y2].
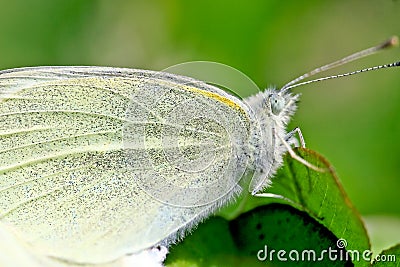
[371, 244, 400, 267]
[166, 149, 371, 267]
[234, 149, 370, 264]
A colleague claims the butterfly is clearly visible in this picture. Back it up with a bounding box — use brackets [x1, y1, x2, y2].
[0, 37, 398, 264]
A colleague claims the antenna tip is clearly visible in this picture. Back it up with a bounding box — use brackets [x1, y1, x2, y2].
[380, 36, 399, 49]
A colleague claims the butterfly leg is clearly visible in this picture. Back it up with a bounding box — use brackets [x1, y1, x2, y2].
[285, 127, 306, 148]
[278, 134, 325, 172]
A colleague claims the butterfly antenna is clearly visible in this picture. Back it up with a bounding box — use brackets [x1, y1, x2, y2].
[280, 36, 399, 93]
[282, 61, 400, 91]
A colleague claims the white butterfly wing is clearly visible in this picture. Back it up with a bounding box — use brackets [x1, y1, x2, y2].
[0, 67, 252, 264]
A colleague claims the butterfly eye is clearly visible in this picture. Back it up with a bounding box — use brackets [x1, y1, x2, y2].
[270, 93, 285, 115]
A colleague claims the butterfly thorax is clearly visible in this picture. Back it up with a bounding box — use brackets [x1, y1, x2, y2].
[244, 88, 299, 193]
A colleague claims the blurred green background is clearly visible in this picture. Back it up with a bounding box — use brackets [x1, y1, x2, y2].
[0, 0, 399, 220]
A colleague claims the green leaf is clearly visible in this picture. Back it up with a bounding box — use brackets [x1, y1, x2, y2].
[166, 204, 352, 267]
[164, 217, 238, 267]
[371, 244, 400, 267]
[239, 149, 370, 262]
[166, 149, 371, 267]
[230, 203, 352, 266]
